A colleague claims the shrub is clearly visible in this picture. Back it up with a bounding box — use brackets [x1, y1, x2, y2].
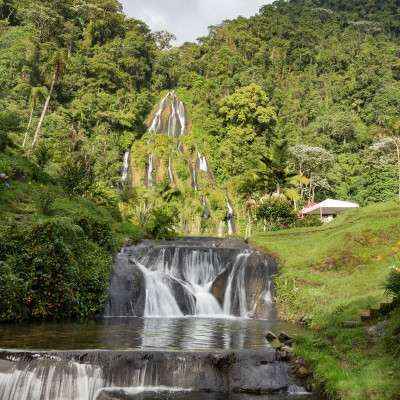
[34, 186, 57, 215]
[0, 218, 112, 321]
[295, 214, 323, 228]
[380, 244, 400, 300]
[256, 197, 297, 229]
[145, 204, 177, 239]
[59, 156, 94, 198]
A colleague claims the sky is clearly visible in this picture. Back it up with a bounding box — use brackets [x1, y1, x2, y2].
[120, 0, 273, 46]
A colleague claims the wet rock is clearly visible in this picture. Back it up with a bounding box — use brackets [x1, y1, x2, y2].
[101, 259, 146, 317]
[210, 269, 228, 306]
[278, 331, 292, 343]
[265, 331, 277, 341]
[365, 321, 388, 343]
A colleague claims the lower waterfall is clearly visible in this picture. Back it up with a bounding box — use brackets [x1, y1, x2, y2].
[0, 238, 314, 399]
[103, 237, 276, 319]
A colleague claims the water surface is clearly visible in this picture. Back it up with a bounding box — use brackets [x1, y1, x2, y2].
[0, 317, 309, 351]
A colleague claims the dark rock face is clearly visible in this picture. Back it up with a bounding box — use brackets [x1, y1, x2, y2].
[101, 257, 146, 317]
[0, 349, 299, 398]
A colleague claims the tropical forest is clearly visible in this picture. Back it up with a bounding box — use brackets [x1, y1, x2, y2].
[0, 0, 400, 399]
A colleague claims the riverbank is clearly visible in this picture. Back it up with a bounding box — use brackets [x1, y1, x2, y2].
[251, 200, 400, 399]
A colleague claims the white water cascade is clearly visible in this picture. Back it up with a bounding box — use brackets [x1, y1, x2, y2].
[148, 92, 170, 134]
[226, 196, 235, 236]
[113, 239, 276, 319]
[167, 92, 187, 138]
[121, 149, 130, 181]
[147, 153, 154, 189]
[196, 146, 208, 173]
[168, 156, 174, 183]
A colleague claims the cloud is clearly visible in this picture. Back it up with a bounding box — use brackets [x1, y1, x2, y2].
[120, 0, 272, 45]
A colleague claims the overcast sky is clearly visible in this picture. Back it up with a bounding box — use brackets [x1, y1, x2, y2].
[120, 0, 273, 46]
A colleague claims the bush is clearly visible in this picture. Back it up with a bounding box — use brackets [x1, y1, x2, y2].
[256, 196, 297, 229]
[383, 266, 400, 300]
[145, 204, 177, 239]
[380, 245, 400, 300]
[59, 156, 94, 198]
[295, 214, 323, 228]
[34, 186, 57, 215]
[0, 218, 112, 321]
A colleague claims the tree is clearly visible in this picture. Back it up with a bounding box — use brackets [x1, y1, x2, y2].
[288, 145, 334, 201]
[14, 84, 48, 147]
[153, 30, 176, 51]
[253, 139, 298, 196]
[370, 119, 400, 204]
[219, 83, 277, 143]
[27, 47, 67, 158]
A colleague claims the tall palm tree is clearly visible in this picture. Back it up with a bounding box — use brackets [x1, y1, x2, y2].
[27, 47, 67, 158]
[253, 139, 298, 195]
[14, 84, 48, 148]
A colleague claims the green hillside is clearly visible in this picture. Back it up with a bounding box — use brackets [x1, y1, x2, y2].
[252, 201, 400, 399]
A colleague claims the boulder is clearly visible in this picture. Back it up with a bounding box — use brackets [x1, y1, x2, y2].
[265, 331, 277, 341]
[365, 321, 388, 343]
[278, 331, 292, 343]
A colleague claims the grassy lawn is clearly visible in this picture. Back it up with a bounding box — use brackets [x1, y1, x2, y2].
[251, 201, 400, 399]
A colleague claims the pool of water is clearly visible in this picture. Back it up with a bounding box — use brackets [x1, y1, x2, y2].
[98, 388, 317, 399]
[0, 317, 309, 351]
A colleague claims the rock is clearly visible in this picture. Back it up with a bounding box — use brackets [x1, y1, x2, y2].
[281, 346, 293, 354]
[265, 331, 277, 341]
[297, 366, 312, 378]
[365, 321, 388, 343]
[278, 331, 292, 343]
[284, 339, 293, 347]
[121, 238, 134, 247]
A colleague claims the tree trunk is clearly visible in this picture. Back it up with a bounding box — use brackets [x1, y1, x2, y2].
[22, 108, 34, 148]
[27, 69, 57, 158]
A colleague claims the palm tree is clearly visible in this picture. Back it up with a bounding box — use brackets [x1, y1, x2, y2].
[27, 47, 67, 158]
[253, 139, 299, 195]
[14, 84, 48, 148]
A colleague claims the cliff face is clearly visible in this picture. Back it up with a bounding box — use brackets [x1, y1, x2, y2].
[126, 91, 237, 237]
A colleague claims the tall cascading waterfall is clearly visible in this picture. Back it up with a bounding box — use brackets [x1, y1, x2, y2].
[102, 237, 276, 319]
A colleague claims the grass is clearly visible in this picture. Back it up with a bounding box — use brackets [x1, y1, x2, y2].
[251, 201, 400, 399]
[0, 148, 145, 245]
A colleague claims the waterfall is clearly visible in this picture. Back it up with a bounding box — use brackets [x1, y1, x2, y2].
[147, 153, 154, 189]
[168, 156, 174, 183]
[105, 239, 277, 319]
[191, 164, 198, 191]
[196, 147, 208, 173]
[226, 196, 235, 236]
[121, 149, 130, 181]
[167, 93, 186, 138]
[148, 92, 170, 134]
[222, 254, 249, 316]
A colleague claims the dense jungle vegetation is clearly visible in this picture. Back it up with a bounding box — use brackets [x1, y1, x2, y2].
[1, 1, 400, 397]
